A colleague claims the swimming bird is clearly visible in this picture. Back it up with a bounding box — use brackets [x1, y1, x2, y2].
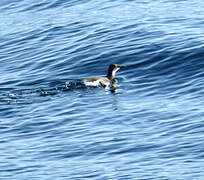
[80, 64, 125, 88]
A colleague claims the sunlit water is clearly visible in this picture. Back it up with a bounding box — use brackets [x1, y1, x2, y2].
[1, 0, 204, 179]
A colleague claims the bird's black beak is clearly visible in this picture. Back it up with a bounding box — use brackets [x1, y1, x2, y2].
[118, 65, 125, 69]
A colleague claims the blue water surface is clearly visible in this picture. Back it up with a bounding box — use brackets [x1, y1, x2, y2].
[1, 0, 204, 179]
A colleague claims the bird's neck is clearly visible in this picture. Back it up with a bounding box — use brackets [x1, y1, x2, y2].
[107, 71, 116, 80]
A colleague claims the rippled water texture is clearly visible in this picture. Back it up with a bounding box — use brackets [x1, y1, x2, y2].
[1, 0, 204, 179]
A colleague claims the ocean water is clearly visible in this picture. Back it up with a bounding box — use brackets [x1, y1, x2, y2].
[1, 0, 204, 179]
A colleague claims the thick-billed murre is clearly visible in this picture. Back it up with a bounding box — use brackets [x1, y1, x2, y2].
[81, 64, 125, 88]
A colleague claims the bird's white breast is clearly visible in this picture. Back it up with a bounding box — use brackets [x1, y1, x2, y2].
[82, 79, 100, 87]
